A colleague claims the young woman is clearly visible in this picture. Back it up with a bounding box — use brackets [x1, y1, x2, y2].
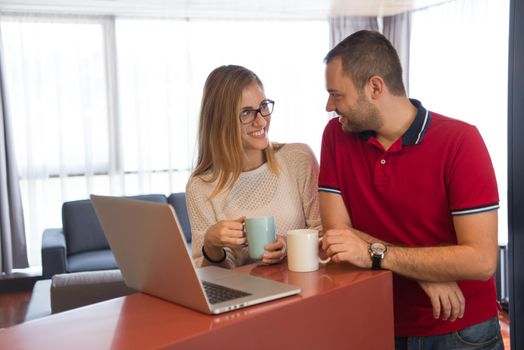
[186, 65, 321, 268]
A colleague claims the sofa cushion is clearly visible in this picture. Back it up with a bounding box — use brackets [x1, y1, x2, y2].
[67, 249, 119, 272]
[51, 270, 136, 314]
[63, 194, 167, 255]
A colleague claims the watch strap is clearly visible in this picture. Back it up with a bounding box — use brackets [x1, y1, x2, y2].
[371, 255, 382, 270]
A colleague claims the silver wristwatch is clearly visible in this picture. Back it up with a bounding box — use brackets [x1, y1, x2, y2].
[368, 242, 387, 270]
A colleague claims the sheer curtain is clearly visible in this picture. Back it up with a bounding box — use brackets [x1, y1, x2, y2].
[115, 18, 330, 191]
[183, 20, 329, 156]
[383, 12, 411, 93]
[409, 0, 510, 244]
[0, 15, 329, 265]
[1, 15, 113, 267]
[329, 15, 411, 93]
[328, 16, 378, 48]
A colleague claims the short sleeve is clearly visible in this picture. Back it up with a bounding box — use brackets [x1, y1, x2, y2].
[319, 118, 342, 194]
[447, 126, 499, 215]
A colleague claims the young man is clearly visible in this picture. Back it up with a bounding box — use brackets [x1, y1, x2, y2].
[319, 30, 503, 349]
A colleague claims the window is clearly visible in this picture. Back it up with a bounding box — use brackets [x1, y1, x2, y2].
[2, 17, 110, 177]
[409, 0, 510, 244]
[0, 15, 329, 265]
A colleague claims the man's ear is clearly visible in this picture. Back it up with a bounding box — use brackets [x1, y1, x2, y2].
[368, 75, 384, 99]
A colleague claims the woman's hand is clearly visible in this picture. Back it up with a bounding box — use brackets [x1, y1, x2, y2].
[203, 217, 246, 259]
[418, 281, 465, 321]
[261, 236, 286, 265]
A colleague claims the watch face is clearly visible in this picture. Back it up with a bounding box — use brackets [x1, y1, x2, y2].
[370, 242, 387, 255]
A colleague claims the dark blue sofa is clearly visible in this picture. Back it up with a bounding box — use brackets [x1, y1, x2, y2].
[41, 193, 192, 279]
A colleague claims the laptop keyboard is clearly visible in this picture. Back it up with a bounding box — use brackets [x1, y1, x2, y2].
[202, 281, 251, 305]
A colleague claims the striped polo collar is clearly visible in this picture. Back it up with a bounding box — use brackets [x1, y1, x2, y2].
[360, 99, 431, 146]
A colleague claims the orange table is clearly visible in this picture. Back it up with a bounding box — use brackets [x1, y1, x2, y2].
[0, 261, 394, 349]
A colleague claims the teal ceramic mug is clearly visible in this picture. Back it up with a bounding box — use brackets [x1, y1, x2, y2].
[245, 216, 276, 260]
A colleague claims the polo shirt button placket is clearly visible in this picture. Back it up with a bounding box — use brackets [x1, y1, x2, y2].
[374, 156, 390, 188]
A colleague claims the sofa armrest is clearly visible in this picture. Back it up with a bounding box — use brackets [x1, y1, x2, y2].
[41, 228, 67, 279]
[50, 270, 136, 314]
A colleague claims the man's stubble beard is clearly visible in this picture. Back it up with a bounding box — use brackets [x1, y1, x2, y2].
[340, 94, 383, 133]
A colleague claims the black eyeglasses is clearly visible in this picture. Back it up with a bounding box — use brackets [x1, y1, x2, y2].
[239, 99, 275, 124]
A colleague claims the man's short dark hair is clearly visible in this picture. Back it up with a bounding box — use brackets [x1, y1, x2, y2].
[325, 30, 406, 96]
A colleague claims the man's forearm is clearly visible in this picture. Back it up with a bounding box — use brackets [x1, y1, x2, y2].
[351, 228, 495, 281]
[380, 244, 496, 282]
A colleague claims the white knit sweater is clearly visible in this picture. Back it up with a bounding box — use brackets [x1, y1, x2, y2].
[186, 143, 321, 268]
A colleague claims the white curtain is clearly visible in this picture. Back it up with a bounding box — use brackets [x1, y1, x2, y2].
[383, 12, 411, 93]
[0, 15, 329, 265]
[328, 15, 411, 93]
[1, 15, 113, 267]
[328, 16, 379, 48]
[409, 0, 510, 244]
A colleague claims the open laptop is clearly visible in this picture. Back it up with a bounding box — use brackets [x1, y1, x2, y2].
[90, 194, 301, 314]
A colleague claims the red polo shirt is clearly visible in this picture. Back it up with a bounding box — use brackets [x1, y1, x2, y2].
[319, 99, 499, 336]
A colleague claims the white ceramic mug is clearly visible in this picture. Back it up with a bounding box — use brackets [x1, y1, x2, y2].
[287, 229, 331, 272]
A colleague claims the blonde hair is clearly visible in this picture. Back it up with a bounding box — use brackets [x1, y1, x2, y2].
[191, 65, 280, 198]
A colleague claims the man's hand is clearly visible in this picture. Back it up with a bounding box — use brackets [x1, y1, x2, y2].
[418, 281, 465, 321]
[321, 228, 371, 268]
